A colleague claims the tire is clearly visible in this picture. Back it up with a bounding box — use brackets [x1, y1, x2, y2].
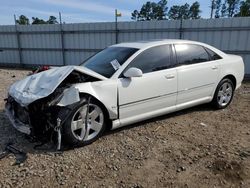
[62, 99, 106, 146]
[212, 78, 235, 109]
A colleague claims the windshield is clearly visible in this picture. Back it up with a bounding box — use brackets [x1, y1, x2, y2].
[82, 47, 138, 78]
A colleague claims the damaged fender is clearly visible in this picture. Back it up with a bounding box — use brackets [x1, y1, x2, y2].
[73, 80, 118, 120]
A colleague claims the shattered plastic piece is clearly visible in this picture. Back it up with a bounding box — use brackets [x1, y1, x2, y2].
[57, 86, 80, 106]
[200, 122, 208, 127]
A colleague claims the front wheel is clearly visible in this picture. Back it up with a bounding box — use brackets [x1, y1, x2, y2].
[212, 78, 235, 109]
[62, 99, 106, 146]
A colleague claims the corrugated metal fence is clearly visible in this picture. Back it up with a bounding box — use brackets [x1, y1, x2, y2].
[0, 17, 250, 74]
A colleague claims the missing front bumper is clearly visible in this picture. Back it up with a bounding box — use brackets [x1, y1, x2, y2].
[5, 103, 31, 135]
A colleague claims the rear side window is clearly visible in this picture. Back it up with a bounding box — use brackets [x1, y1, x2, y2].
[126, 45, 172, 74]
[205, 47, 222, 60]
[175, 44, 210, 65]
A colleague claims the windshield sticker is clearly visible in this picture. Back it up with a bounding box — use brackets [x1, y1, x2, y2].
[110, 59, 121, 70]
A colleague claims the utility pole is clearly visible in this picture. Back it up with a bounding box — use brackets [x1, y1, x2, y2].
[59, 12, 66, 66]
[210, 0, 216, 18]
[115, 9, 122, 44]
[14, 14, 23, 66]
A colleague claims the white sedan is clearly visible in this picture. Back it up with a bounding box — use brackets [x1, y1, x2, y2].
[5, 39, 245, 147]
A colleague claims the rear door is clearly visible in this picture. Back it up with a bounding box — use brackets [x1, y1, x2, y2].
[118, 44, 178, 121]
[174, 44, 221, 105]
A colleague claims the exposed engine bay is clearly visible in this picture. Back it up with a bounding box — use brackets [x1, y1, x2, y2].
[5, 69, 100, 149]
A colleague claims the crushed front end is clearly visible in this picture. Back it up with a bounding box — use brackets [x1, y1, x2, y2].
[5, 87, 73, 139]
[5, 91, 74, 150]
[4, 66, 102, 148]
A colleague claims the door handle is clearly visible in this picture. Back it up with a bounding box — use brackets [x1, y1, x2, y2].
[211, 66, 218, 70]
[165, 74, 175, 79]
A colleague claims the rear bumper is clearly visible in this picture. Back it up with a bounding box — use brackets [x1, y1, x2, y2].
[5, 102, 31, 135]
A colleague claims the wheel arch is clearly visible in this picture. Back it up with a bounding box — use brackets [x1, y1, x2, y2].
[79, 92, 112, 130]
[212, 75, 235, 109]
[221, 74, 237, 89]
[212, 74, 237, 99]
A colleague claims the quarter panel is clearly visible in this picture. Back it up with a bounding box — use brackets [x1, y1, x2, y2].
[219, 55, 245, 89]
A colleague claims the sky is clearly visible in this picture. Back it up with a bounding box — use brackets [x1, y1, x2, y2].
[0, 0, 211, 25]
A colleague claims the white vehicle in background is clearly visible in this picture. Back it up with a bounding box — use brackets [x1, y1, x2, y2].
[5, 39, 245, 147]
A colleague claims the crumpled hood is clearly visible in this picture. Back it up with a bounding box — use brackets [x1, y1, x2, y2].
[9, 66, 106, 106]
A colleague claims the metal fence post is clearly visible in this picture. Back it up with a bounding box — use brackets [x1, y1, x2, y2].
[115, 9, 118, 44]
[179, 18, 183, 39]
[14, 15, 23, 67]
[59, 12, 66, 66]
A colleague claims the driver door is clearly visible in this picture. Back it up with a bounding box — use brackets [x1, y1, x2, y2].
[118, 45, 178, 123]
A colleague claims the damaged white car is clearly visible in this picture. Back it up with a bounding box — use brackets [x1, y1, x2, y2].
[5, 39, 245, 148]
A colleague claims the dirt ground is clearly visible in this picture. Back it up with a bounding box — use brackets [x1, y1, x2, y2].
[0, 68, 249, 188]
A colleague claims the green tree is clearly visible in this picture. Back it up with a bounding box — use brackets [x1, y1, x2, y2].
[131, 0, 168, 21]
[221, 2, 228, 17]
[168, 3, 190, 20]
[167, 5, 180, 19]
[227, 0, 240, 17]
[235, 0, 250, 16]
[16, 15, 29, 25]
[131, 10, 140, 20]
[214, 0, 241, 17]
[189, 1, 201, 19]
[139, 2, 157, 20]
[157, 0, 168, 19]
[214, 0, 222, 18]
[31, 17, 47, 24]
[47, 16, 58, 24]
[168, 2, 201, 20]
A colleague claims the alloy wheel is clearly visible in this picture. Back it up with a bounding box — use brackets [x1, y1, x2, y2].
[70, 104, 104, 141]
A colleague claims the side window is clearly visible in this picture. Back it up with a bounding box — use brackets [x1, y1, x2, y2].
[126, 45, 172, 74]
[175, 44, 210, 65]
[205, 47, 222, 60]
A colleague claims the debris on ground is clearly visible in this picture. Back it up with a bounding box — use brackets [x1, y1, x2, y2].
[0, 143, 27, 165]
[200, 122, 208, 127]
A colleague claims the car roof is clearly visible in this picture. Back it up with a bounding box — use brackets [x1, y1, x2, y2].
[111, 39, 203, 49]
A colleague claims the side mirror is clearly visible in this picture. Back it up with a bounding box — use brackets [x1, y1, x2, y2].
[123, 67, 143, 78]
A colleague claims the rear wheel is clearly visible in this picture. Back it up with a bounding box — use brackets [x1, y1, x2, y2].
[212, 78, 234, 109]
[62, 99, 106, 146]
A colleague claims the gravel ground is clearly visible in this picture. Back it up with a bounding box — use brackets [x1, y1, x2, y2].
[0, 68, 250, 188]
